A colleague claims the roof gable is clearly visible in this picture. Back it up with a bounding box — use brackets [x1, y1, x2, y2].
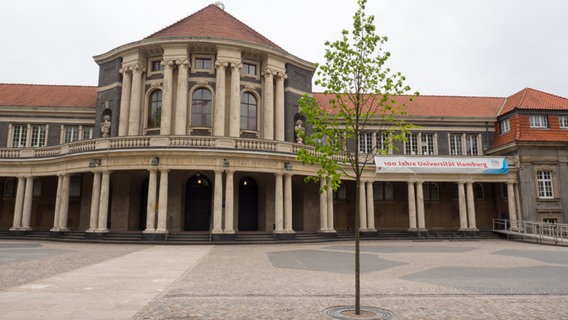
[0, 84, 96, 108]
[146, 4, 284, 51]
[499, 88, 568, 116]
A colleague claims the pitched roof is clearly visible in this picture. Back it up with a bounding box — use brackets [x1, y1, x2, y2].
[313, 93, 505, 118]
[146, 4, 285, 51]
[0, 84, 97, 108]
[499, 87, 568, 116]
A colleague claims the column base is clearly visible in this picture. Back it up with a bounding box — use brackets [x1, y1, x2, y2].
[212, 233, 236, 242]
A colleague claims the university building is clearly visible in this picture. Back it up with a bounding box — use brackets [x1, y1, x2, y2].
[0, 4, 567, 241]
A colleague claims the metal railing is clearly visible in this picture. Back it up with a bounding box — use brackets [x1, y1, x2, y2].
[493, 218, 568, 245]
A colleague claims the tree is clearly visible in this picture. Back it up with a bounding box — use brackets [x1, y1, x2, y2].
[297, 0, 417, 314]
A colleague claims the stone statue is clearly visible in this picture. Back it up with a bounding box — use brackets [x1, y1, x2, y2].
[295, 119, 304, 144]
[100, 115, 111, 138]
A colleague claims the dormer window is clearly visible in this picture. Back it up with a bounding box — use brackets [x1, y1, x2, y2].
[500, 118, 510, 134]
[560, 115, 568, 129]
[529, 115, 548, 129]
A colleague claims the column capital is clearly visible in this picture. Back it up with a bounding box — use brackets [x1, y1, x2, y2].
[274, 71, 288, 80]
[176, 59, 190, 68]
[119, 66, 132, 74]
[161, 59, 176, 68]
[215, 59, 229, 69]
[262, 67, 274, 77]
[274, 172, 284, 177]
[158, 168, 170, 174]
[131, 63, 146, 73]
[230, 62, 242, 71]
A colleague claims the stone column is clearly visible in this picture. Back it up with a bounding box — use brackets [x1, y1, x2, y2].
[262, 68, 274, 140]
[274, 173, 284, 233]
[174, 59, 190, 135]
[10, 177, 26, 230]
[97, 171, 111, 232]
[229, 62, 242, 137]
[118, 66, 132, 136]
[319, 178, 328, 232]
[214, 60, 227, 136]
[407, 182, 417, 230]
[21, 177, 34, 231]
[224, 170, 235, 234]
[366, 181, 376, 231]
[358, 180, 367, 231]
[284, 173, 293, 232]
[156, 169, 169, 233]
[128, 64, 145, 136]
[416, 181, 426, 230]
[57, 175, 70, 231]
[458, 182, 468, 230]
[274, 72, 286, 141]
[51, 175, 63, 231]
[87, 172, 101, 232]
[144, 169, 158, 232]
[212, 170, 223, 233]
[161, 60, 175, 135]
[507, 182, 518, 230]
[466, 182, 477, 230]
[326, 186, 335, 231]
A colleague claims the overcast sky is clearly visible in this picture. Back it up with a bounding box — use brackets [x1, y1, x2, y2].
[1, 0, 567, 98]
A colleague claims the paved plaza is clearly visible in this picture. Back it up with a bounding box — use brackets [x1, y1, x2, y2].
[1, 239, 567, 319]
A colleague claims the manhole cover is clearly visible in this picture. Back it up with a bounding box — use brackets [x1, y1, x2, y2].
[323, 306, 399, 320]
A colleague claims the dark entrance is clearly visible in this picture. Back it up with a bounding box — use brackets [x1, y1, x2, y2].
[238, 177, 258, 231]
[185, 174, 212, 231]
[139, 179, 148, 231]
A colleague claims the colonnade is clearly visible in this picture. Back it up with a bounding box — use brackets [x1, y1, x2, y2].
[117, 54, 287, 141]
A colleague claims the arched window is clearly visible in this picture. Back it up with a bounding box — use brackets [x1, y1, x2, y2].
[191, 88, 212, 127]
[147, 90, 162, 129]
[240, 92, 257, 131]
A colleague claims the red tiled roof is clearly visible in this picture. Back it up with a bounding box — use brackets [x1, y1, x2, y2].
[146, 4, 285, 51]
[499, 87, 568, 115]
[313, 93, 505, 118]
[0, 84, 97, 108]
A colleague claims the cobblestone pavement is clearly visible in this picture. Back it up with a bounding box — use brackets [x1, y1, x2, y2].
[1, 239, 568, 319]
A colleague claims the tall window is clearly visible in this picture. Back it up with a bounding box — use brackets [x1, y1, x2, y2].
[32, 179, 42, 197]
[466, 134, 479, 156]
[376, 132, 388, 153]
[191, 88, 212, 127]
[240, 92, 257, 131]
[83, 127, 94, 140]
[449, 133, 462, 156]
[373, 182, 393, 201]
[560, 116, 568, 129]
[12, 125, 27, 148]
[405, 133, 418, 155]
[474, 183, 484, 200]
[529, 115, 548, 129]
[536, 170, 554, 199]
[424, 183, 439, 201]
[359, 132, 373, 153]
[3, 178, 16, 198]
[64, 126, 80, 143]
[333, 183, 347, 201]
[69, 176, 82, 197]
[500, 118, 510, 134]
[421, 133, 435, 155]
[242, 63, 257, 76]
[30, 125, 47, 147]
[148, 90, 162, 129]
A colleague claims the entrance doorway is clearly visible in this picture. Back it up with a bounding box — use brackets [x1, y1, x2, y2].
[238, 177, 258, 231]
[185, 174, 212, 231]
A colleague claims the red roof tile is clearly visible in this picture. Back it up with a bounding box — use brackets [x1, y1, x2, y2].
[499, 88, 568, 115]
[146, 4, 285, 51]
[313, 93, 505, 118]
[0, 84, 96, 108]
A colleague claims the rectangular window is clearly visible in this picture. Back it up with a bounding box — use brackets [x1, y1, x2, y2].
[359, 132, 373, 153]
[194, 58, 212, 70]
[12, 124, 27, 148]
[449, 133, 462, 156]
[466, 134, 479, 156]
[83, 127, 94, 140]
[405, 133, 418, 155]
[373, 182, 393, 201]
[536, 170, 554, 199]
[64, 126, 80, 143]
[529, 115, 548, 129]
[30, 125, 47, 147]
[421, 133, 435, 155]
[559, 116, 568, 129]
[500, 118, 510, 134]
[69, 176, 82, 197]
[242, 63, 257, 76]
[376, 132, 388, 153]
[151, 60, 162, 72]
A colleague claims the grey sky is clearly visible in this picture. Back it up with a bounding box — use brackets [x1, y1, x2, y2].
[1, 0, 567, 98]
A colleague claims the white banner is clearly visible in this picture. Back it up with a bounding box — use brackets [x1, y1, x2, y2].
[374, 156, 508, 174]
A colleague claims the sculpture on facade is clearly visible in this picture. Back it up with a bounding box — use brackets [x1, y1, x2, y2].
[295, 119, 304, 144]
[100, 115, 111, 138]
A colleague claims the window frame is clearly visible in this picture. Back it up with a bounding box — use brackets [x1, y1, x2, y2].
[500, 118, 510, 134]
[30, 125, 47, 147]
[529, 114, 548, 129]
[192, 55, 214, 74]
[359, 132, 373, 153]
[559, 115, 568, 129]
[536, 170, 554, 199]
[240, 92, 258, 132]
[405, 133, 418, 155]
[421, 133, 435, 155]
[191, 88, 213, 128]
[466, 133, 480, 156]
[449, 133, 463, 156]
[11, 124, 27, 148]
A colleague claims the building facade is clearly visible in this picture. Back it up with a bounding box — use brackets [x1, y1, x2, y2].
[0, 4, 567, 241]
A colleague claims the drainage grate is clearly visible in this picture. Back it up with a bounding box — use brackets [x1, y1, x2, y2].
[322, 306, 399, 320]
